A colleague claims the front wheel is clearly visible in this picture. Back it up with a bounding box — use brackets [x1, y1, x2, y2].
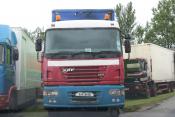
[151, 85, 157, 97]
[109, 108, 120, 117]
[9, 92, 18, 111]
[145, 86, 151, 98]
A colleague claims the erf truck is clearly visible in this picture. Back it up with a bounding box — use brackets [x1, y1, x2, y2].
[0, 25, 41, 110]
[124, 43, 175, 97]
[35, 9, 131, 116]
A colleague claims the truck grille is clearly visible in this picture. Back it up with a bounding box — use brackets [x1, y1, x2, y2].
[69, 92, 99, 104]
[61, 66, 106, 80]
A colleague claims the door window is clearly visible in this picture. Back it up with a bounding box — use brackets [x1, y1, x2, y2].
[0, 45, 4, 64]
[6, 47, 11, 65]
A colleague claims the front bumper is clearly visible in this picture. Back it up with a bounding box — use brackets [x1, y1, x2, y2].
[43, 85, 125, 109]
[125, 83, 147, 94]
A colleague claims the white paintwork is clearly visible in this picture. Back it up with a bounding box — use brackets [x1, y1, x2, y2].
[124, 43, 175, 82]
[12, 27, 41, 90]
[47, 20, 119, 29]
[48, 59, 119, 67]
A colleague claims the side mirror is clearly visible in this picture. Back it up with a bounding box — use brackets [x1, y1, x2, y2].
[124, 40, 131, 53]
[13, 48, 19, 61]
[35, 39, 42, 51]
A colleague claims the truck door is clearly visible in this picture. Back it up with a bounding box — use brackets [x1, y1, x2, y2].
[4, 45, 15, 94]
[0, 45, 5, 94]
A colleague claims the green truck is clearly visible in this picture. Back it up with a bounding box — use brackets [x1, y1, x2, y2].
[124, 43, 175, 98]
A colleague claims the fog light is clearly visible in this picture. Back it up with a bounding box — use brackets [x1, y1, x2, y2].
[53, 100, 57, 103]
[48, 99, 52, 103]
[116, 98, 120, 102]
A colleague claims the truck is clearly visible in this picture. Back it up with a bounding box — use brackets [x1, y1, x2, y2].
[0, 25, 41, 110]
[124, 43, 175, 98]
[35, 9, 131, 117]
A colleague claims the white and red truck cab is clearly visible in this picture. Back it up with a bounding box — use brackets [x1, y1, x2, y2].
[36, 9, 131, 116]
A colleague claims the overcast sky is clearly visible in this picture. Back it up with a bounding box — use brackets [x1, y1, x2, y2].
[0, 0, 160, 31]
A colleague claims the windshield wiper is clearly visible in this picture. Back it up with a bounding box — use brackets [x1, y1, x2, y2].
[71, 51, 94, 58]
[72, 51, 92, 55]
[95, 50, 121, 55]
[46, 51, 75, 58]
[93, 50, 122, 58]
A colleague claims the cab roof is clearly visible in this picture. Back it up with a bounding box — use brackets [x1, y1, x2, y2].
[0, 25, 17, 46]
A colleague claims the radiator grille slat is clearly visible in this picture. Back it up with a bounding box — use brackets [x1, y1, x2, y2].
[62, 66, 106, 80]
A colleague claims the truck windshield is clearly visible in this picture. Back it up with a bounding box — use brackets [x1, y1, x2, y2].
[0, 45, 4, 64]
[127, 63, 141, 72]
[45, 28, 122, 59]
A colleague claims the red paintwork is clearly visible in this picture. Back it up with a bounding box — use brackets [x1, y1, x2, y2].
[0, 85, 16, 109]
[7, 86, 17, 102]
[41, 57, 124, 86]
[0, 95, 8, 109]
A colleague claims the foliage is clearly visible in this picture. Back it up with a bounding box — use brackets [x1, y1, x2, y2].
[134, 25, 145, 44]
[23, 27, 44, 41]
[115, 2, 136, 36]
[145, 0, 175, 48]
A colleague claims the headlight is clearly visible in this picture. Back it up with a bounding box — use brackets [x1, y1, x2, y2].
[109, 89, 125, 96]
[120, 89, 125, 96]
[43, 90, 59, 96]
[140, 77, 148, 81]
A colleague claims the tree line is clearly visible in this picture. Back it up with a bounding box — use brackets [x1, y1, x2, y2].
[116, 0, 175, 49]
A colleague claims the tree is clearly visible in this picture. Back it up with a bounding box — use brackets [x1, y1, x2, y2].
[32, 27, 45, 40]
[134, 25, 145, 44]
[23, 28, 34, 40]
[115, 2, 136, 36]
[23, 27, 45, 41]
[144, 22, 158, 44]
[145, 0, 175, 48]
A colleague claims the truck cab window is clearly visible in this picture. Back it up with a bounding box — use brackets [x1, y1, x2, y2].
[144, 63, 147, 70]
[6, 47, 11, 65]
[0, 45, 4, 64]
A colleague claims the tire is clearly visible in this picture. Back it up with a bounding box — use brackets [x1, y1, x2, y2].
[166, 84, 171, 93]
[109, 108, 120, 117]
[9, 92, 18, 111]
[170, 83, 174, 92]
[145, 86, 151, 98]
[151, 85, 157, 97]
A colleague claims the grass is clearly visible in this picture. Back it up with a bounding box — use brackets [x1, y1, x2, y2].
[124, 92, 175, 112]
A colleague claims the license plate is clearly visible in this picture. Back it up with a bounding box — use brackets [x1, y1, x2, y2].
[75, 92, 94, 97]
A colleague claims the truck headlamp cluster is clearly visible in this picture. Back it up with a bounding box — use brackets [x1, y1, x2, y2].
[43, 90, 59, 96]
[140, 77, 148, 82]
[109, 89, 125, 96]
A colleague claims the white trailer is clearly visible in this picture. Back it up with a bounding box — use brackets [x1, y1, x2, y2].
[11, 27, 41, 109]
[124, 43, 175, 96]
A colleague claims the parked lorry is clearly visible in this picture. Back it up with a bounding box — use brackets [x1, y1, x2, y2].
[124, 43, 175, 97]
[0, 25, 41, 110]
[35, 9, 131, 116]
